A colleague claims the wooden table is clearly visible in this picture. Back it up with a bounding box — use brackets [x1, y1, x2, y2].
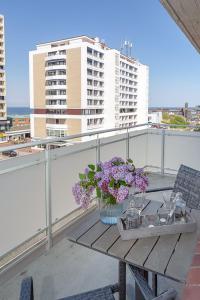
[66, 199, 199, 300]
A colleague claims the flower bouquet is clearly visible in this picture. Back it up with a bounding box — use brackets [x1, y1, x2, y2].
[72, 157, 148, 224]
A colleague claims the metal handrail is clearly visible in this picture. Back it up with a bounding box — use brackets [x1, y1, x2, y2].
[0, 122, 149, 153]
[1, 121, 199, 153]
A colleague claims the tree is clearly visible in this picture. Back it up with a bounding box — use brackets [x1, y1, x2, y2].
[162, 112, 169, 120]
[169, 115, 188, 125]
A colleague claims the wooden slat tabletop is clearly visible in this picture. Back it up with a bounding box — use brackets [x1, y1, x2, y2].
[66, 200, 199, 283]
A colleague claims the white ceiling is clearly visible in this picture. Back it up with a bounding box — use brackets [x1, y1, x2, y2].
[160, 0, 200, 54]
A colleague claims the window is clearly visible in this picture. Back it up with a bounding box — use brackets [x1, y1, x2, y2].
[59, 50, 66, 55]
[87, 58, 92, 66]
[47, 129, 67, 137]
[99, 52, 104, 59]
[87, 79, 92, 86]
[87, 47, 93, 55]
[87, 68, 92, 76]
[46, 60, 66, 66]
[48, 51, 57, 56]
[87, 89, 93, 96]
[59, 70, 66, 75]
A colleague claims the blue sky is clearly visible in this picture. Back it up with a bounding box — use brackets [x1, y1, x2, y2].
[1, 0, 200, 107]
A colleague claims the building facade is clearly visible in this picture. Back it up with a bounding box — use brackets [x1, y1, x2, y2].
[29, 36, 149, 140]
[148, 111, 162, 124]
[0, 15, 9, 132]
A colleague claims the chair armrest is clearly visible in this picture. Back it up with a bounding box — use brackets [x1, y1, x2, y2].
[145, 187, 173, 193]
[134, 186, 174, 195]
[19, 277, 34, 300]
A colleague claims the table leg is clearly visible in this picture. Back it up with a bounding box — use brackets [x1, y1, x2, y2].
[151, 273, 158, 296]
[135, 282, 145, 300]
[119, 260, 126, 300]
[134, 269, 148, 300]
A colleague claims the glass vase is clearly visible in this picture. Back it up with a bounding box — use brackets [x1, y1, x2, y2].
[98, 197, 123, 225]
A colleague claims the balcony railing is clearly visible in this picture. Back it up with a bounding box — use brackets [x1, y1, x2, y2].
[0, 123, 200, 274]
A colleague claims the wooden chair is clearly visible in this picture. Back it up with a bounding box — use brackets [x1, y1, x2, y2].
[19, 277, 119, 300]
[145, 164, 200, 210]
[19, 275, 176, 300]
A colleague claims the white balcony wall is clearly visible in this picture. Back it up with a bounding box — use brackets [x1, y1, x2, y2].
[164, 131, 200, 172]
[0, 152, 46, 256]
[51, 142, 97, 221]
[129, 129, 148, 168]
[1, 128, 200, 258]
[145, 129, 162, 171]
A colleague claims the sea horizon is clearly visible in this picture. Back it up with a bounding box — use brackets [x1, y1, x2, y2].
[7, 106, 31, 116]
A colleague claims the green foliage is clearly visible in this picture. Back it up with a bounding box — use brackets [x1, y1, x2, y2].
[96, 187, 101, 198]
[162, 112, 169, 120]
[79, 173, 86, 180]
[88, 164, 95, 171]
[162, 113, 189, 128]
[109, 178, 115, 188]
[127, 158, 133, 163]
[87, 171, 95, 180]
[170, 115, 187, 125]
[194, 127, 200, 132]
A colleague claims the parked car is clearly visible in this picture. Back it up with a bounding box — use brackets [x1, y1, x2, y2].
[2, 150, 17, 157]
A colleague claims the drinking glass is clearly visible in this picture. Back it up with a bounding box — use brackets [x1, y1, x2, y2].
[131, 195, 145, 216]
[125, 207, 140, 229]
[144, 214, 159, 227]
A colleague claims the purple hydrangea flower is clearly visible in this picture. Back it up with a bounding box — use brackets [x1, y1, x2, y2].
[72, 157, 148, 208]
[117, 186, 129, 203]
[94, 171, 103, 180]
[125, 173, 134, 185]
[108, 187, 118, 198]
[111, 157, 125, 164]
[72, 182, 94, 209]
[84, 167, 89, 174]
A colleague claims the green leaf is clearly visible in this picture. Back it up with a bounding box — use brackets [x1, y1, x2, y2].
[118, 180, 127, 186]
[96, 187, 101, 198]
[79, 173, 86, 180]
[88, 164, 95, 171]
[127, 158, 133, 163]
[87, 171, 95, 180]
[109, 178, 115, 188]
[97, 165, 101, 172]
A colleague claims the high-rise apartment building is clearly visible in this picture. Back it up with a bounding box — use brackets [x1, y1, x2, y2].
[29, 35, 149, 140]
[0, 15, 8, 131]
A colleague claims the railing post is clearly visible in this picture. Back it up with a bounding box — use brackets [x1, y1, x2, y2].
[161, 129, 165, 175]
[96, 134, 101, 164]
[126, 128, 130, 160]
[45, 144, 53, 250]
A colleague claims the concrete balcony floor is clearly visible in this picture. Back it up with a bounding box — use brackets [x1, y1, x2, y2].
[0, 174, 184, 300]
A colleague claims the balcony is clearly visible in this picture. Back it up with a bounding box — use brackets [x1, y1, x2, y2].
[46, 123, 68, 130]
[0, 124, 199, 299]
[46, 104, 67, 109]
[45, 94, 67, 100]
[45, 64, 66, 71]
[46, 74, 66, 81]
[45, 84, 67, 90]
[45, 54, 66, 61]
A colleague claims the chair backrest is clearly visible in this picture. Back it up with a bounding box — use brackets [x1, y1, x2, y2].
[173, 164, 200, 210]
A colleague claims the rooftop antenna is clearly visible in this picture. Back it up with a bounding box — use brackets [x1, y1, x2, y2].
[121, 40, 133, 57]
